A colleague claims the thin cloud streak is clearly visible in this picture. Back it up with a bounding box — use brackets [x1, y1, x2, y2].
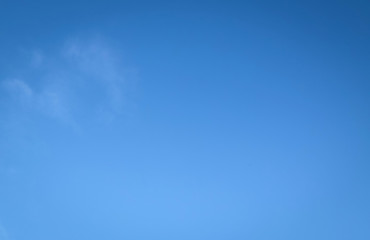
[2, 37, 133, 129]
[0, 222, 9, 240]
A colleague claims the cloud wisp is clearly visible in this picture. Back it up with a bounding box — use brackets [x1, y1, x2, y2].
[2, 37, 135, 129]
[0, 222, 9, 240]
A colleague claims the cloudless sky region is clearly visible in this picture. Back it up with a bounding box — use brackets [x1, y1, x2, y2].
[0, 0, 369, 239]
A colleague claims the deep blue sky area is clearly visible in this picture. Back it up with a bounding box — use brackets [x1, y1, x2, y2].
[0, 1, 369, 239]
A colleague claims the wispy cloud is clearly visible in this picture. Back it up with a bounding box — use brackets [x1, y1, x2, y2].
[2, 37, 135, 129]
[0, 222, 9, 240]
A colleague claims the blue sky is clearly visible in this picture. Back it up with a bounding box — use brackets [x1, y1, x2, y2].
[0, 0, 369, 239]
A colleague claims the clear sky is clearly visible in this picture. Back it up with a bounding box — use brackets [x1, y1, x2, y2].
[0, 0, 369, 239]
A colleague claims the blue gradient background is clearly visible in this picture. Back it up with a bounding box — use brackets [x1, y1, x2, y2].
[0, 1, 369, 239]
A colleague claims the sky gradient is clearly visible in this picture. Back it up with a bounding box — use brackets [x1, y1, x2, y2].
[1, 1, 370, 239]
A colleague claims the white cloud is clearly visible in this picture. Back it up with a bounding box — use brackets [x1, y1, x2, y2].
[0, 222, 9, 240]
[30, 50, 44, 68]
[4, 79, 33, 99]
[2, 37, 135, 129]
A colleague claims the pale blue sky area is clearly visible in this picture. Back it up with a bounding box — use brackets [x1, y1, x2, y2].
[0, 1, 370, 239]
